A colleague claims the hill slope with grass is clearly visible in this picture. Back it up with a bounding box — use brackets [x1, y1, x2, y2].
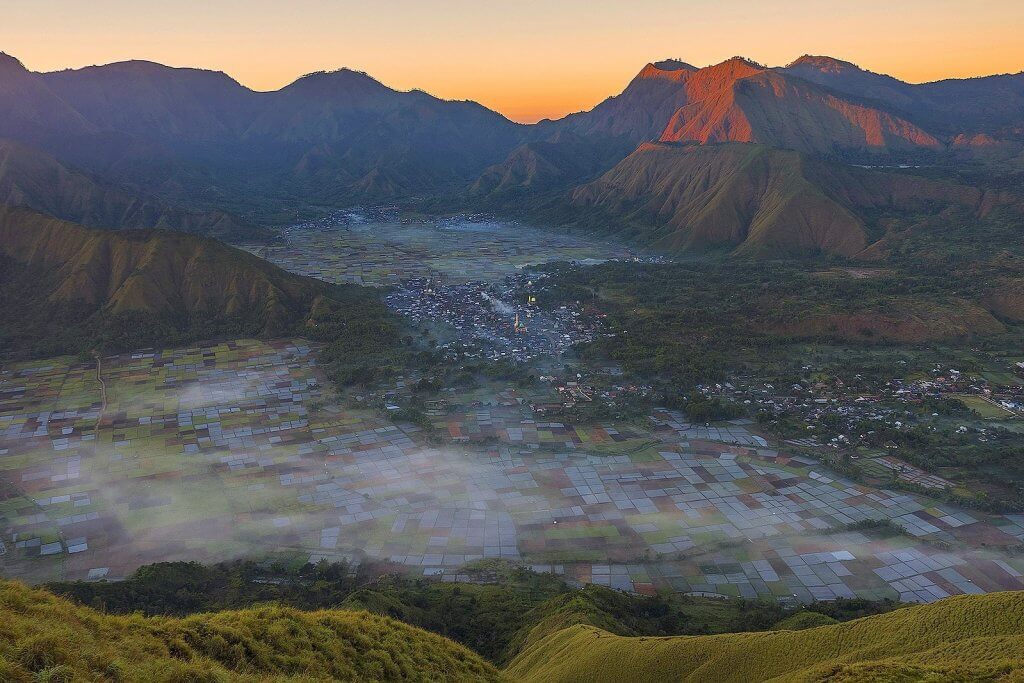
[0, 139, 254, 237]
[568, 141, 1022, 256]
[508, 591, 1024, 682]
[0, 205, 404, 360]
[13, 571, 1024, 682]
[0, 580, 498, 682]
[0, 205, 324, 326]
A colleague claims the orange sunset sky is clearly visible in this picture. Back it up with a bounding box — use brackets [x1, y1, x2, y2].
[3, 0, 1023, 123]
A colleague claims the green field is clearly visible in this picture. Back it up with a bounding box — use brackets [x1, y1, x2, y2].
[953, 393, 1019, 419]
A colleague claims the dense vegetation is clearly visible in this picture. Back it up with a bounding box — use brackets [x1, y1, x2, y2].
[299, 286, 413, 389]
[535, 223, 1024, 504]
[46, 559, 898, 666]
[537, 255, 1016, 390]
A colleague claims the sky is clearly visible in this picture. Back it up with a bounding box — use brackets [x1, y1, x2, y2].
[3, 0, 1023, 123]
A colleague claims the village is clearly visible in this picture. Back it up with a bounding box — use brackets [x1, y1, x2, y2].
[384, 272, 603, 364]
[688, 361, 1024, 499]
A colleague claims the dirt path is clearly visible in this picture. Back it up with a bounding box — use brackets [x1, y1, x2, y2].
[93, 351, 108, 431]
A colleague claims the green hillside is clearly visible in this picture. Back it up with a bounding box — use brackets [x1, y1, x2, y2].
[10, 574, 1024, 682]
[0, 206, 408, 368]
[567, 142, 1023, 257]
[48, 560, 822, 667]
[0, 579, 499, 682]
[507, 591, 1024, 682]
[770, 611, 838, 631]
[0, 138, 257, 238]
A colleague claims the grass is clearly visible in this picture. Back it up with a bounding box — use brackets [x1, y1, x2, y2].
[0, 579, 499, 682]
[28, 558, 1024, 681]
[545, 524, 621, 540]
[771, 611, 838, 630]
[953, 394, 1017, 420]
[507, 591, 1024, 682]
[982, 371, 1023, 387]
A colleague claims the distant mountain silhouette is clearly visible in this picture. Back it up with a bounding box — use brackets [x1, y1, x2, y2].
[0, 52, 526, 215]
[0, 50, 1022, 255]
[782, 55, 1024, 135]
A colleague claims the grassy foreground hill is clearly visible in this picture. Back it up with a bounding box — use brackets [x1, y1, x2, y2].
[0, 580, 499, 682]
[6, 576, 1024, 682]
[48, 559, 835, 667]
[507, 591, 1024, 682]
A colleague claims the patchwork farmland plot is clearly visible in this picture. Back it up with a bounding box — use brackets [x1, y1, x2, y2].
[1, 342, 1023, 604]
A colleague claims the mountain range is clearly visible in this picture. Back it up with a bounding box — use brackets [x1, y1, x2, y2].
[1, 50, 1023, 257]
[0, 52, 523, 212]
[550, 56, 944, 154]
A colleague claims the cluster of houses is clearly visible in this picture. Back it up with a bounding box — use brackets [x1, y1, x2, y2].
[702, 361, 1023, 451]
[385, 274, 603, 365]
[529, 373, 653, 416]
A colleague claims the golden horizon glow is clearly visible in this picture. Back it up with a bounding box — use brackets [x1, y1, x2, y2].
[2, 0, 1022, 124]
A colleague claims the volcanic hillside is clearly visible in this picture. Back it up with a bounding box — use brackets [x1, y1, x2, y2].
[654, 58, 942, 154]
[569, 142, 1021, 256]
[560, 56, 942, 154]
[474, 56, 974, 201]
[0, 206, 398, 358]
[0, 139, 253, 237]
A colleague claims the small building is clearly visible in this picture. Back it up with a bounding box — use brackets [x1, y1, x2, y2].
[531, 402, 564, 416]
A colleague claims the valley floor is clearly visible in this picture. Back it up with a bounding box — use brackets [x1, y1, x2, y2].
[1, 337, 1023, 604]
[237, 211, 637, 288]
